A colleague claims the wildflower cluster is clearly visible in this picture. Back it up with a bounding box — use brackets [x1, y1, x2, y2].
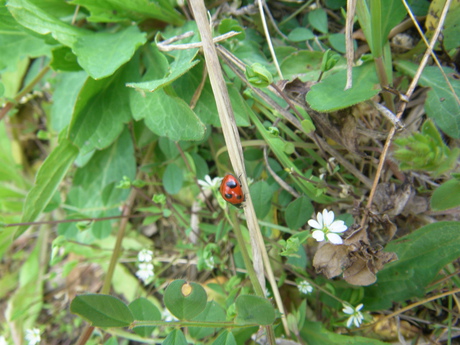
[136, 249, 154, 284]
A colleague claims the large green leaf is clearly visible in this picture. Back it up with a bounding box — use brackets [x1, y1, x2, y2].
[51, 71, 88, 131]
[70, 0, 184, 26]
[306, 62, 380, 112]
[17, 139, 79, 237]
[363, 221, 460, 310]
[70, 294, 134, 327]
[7, 0, 87, 47]
[395, 61, 460, 138]
[162, 329, 188, 345]
[0, 4, 52, 70]
[73, 26, 146, 79]
[68, 59, 137, 153]
[62, 128, 135, 239]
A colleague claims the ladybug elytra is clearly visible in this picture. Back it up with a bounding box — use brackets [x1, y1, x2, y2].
[220, 173, 245, 208]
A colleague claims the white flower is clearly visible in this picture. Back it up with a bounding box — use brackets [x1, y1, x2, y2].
[0, 336, 7, 345]
[137, 249, 153, 263]
[136, 262, 154, 283]
[25, 328, 41, 345]
[343, 303, 364, 328]
[204, 256, 215, 270]
[297, 280, 313, 295]
[197, 175, 222, 190]
[308, 209, 347, 245]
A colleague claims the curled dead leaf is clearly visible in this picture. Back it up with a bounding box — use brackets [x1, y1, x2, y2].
[313, 225, 398, 286]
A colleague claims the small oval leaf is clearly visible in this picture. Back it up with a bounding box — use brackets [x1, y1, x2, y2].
[164, 279, 207, 320]
[235, 295, 275, 326]
[129, 297, 161, 337]
[70, 294, 134, 327]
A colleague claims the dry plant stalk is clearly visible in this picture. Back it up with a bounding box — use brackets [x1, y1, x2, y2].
[188, 0, 289, 337]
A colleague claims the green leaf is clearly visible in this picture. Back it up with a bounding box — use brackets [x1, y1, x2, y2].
[7, 0, 88, 47]
[395, 61, 460, 138]
[73, 26, 146, 79]
[234, 295, 275, 326]
[162, 164, 183, 195]
[50, 46, 82, 72]
[0, 5, 52, 71]
[306, 62, 380, 112]
[287, 27, 314, 42]
[68, 59, 136, 153]
[126, 59, 199, 92]
[308, 8, 328, 34]
[212, 331, 237, 345]
[70, 294, 134, 327]
[285, 196, 313, 230]
[249, 181, 274, 219]
[17, 139, 79, 237]
[300, 321, 389, 345]
[70, 0, 184, 26]
[162, 329, 188, 345]
[129, 297, 161, 338]
[218, 18, 245, 40]
[164, 280, 207, 320]
[63, 128, 135, 239]
[280, 50, 323, 80]
[190, 301, 226, 340]
[363, 221, 460, 310]
[431, 179, 460, 211]
[51, 71, 87, 131]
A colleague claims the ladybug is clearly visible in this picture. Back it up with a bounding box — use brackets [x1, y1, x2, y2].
[220, 173, 245, 208]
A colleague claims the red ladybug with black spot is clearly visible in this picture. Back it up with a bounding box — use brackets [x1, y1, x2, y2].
[220, 173, 245, 208]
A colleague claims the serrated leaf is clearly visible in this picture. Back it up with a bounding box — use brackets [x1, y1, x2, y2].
[17, 139, 79, 237]
[431, 179, 460, 211]
[129, 297, 161, 338]
[73, 26, 146, 79]
[306, 62, 380, 112]
[164, 280, 207, 320]
[70, 294, 134, 327]
[235, 295, 275, 326]
[363, 221, 460, 310]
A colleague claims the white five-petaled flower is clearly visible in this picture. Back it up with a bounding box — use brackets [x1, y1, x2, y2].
[0, 336, 7, 345]
[343, 303, 364, 328]
[308, 209, 347, 245]
[197, 175, 222, 190]
[25, 328, 41, 345]
[137, 249, 153, 262]
[297, 280, 313, 295]
[136, 262, 154, 283]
